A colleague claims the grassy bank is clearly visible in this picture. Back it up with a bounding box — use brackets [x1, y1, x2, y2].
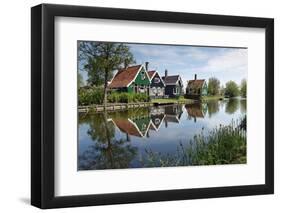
[142, 118, 246, 167]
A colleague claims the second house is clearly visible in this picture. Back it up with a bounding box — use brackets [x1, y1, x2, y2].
[147, 70, 166, 98]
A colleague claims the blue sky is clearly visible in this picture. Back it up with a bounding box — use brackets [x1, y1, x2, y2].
[79, 42, 247, 87]
[128, 43, 247, 87]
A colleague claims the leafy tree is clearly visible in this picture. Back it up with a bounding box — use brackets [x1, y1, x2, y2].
[240, 79, 247, 98]
[208, 77, 220, 96]
[224, 81, 239, 97]
[79, 41, 135, 105]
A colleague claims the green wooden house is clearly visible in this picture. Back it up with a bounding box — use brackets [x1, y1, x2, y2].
[108, 64, 150, 95]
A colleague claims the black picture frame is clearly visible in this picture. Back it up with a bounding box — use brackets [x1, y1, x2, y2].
[31, 3, 274, 209]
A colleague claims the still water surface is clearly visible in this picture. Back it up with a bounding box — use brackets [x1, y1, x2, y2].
[78, 98, 246, 170]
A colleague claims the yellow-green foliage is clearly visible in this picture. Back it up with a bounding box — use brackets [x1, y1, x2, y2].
[107, 92, 149, 103]
[78, 87, 103, 106]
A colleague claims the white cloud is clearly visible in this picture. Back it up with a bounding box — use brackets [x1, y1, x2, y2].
[192, 49, 248, 74]
[130, 44, 248, 86]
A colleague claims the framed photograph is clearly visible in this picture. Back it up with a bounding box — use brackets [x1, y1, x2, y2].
[31, 4, 274, 209]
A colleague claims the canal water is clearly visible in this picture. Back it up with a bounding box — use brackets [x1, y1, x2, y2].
[78, 98, 246, 170]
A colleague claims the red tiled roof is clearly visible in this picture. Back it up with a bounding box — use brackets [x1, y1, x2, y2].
[113, 118, 142, 137]
[187, 79, 205, 89]
[185, 104, 204, 118]
[108, 65, 141, 88]
[147, 70, 156, 80]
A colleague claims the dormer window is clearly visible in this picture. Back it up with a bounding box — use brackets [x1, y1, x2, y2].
[141, 71, 146, 80]
[154, 77, 160, 83]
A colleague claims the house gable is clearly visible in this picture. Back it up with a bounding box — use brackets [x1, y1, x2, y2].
[127, 66, 150, 88]
[132, 67, 150, 85]
[202, 81, 208, 95]
[108, 65, 141, 89]
[150, 72, 165, 88]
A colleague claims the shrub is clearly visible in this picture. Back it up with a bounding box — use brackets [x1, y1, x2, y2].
[133, 93, 149, 102]
[92, 88, 103, 104]
[118, 93, 130, 103]
[79, 90, 150, 105]
[107, 92, 119, 103]
[107, 92, 149, 103]
[78, 87, 103, 105]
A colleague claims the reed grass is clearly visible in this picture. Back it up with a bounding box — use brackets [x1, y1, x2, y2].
[143, 117, 246, 167]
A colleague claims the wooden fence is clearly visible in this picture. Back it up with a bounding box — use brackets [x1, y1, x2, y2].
[78, 102, 153, 113]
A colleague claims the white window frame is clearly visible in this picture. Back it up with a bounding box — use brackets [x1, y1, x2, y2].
[152, 87, 156, 94]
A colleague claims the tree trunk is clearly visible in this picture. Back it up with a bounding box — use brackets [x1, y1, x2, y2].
[103, 71, 108, 107]
[103, 112, 113, 168]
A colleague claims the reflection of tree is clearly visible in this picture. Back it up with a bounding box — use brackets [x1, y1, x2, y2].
[79, 112, 138, 170]
[225, 98, 239, 114]
[207, 101, 219, 118]
[87, 113, 115, 144]
[240, 100, 247, 114]
[79, 138, 138, 170]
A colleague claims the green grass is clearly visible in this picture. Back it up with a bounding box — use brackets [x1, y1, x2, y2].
[142, 118, 247, 167]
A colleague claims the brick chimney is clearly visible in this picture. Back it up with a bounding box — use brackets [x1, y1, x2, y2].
[194, 74, 197, 80]
[165, 69, 168, 78]
[145, 62, 149, 71]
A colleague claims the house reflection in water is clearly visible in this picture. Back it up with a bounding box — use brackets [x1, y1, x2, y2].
[110, 115, 151, 141]
[108, 105, 184, 139]
[185, 103, 207, 122]
[149, 107, 166, 131]
[163, 105, 183, 127]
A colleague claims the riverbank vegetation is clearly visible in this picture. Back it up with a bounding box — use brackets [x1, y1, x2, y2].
[79, 87, 150, 105]
[107, 92, 149, 103]
[79, 87, 104, 106]
[79, 87, 196, 106]
[142, 118, 246, 167]
[206, 77, 248, 100]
